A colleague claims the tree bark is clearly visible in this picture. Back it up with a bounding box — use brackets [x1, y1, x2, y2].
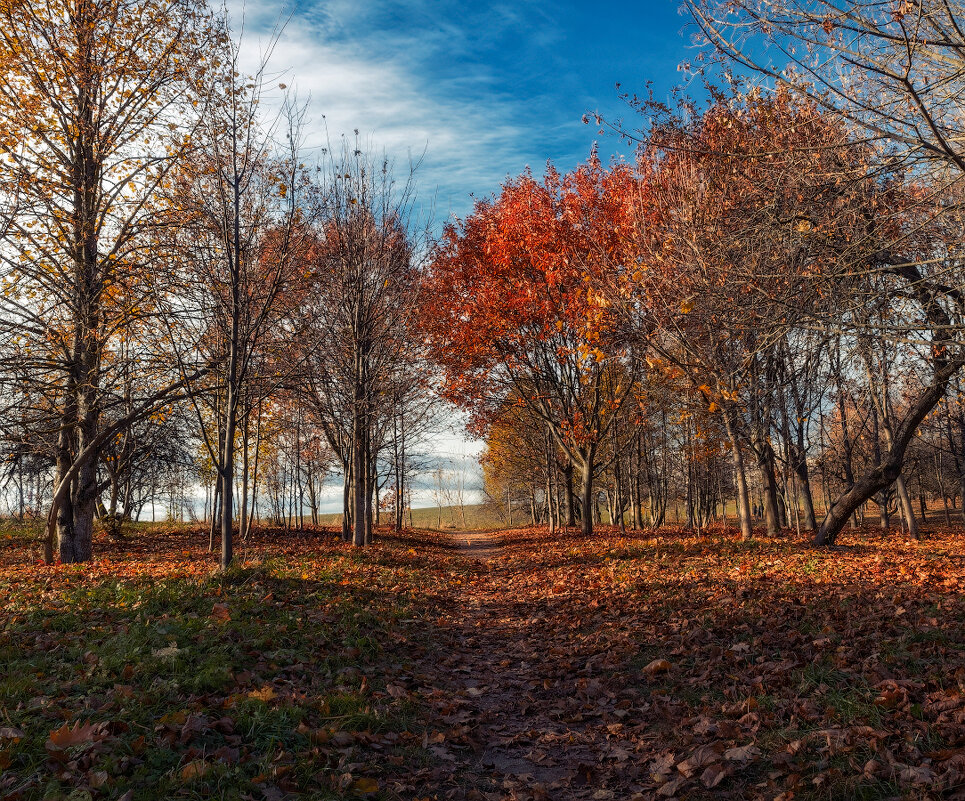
[723, 411, 753, 540]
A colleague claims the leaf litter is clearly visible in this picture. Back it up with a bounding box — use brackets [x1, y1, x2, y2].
[0, 523, 963, 800]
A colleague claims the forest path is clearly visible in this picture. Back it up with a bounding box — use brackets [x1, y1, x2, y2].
[407, 530, 611, 800]
[453, 528, 503, 562]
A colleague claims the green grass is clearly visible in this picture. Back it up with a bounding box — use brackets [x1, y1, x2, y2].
[0, 539, 431, 800]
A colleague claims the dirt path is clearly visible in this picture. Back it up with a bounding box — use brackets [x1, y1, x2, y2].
[454, 529, 503, 562]
[408, 531, 614, 800]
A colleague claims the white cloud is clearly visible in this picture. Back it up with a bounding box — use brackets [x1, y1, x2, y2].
[225, 0, 552, 222]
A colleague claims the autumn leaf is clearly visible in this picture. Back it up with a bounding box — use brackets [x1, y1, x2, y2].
[677, 743, 721, 777]
[180, 759, 210, 782]
[873, 689, 902, 709]
[723, 743, 760, 762]
[89, 770, 110, 789]
[701, 762, 730, 788]
[643, 658, 671, 676]
[349, 777, 379, 794]
[46, 720, 108, 751]
[248, 686, 277, 702]
[656, 776, 687, 797]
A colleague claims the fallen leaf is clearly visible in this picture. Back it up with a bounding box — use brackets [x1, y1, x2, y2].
[701, 762, 729, 788]
[678, 744, 721, 777]
[656, 776, 687, 797]
[350, 777, 379, 794]
[46, 720, 108, 751]
[89, 770, 109, 788]
[180, 759, 210, 781]
[643, 658, 671, 676]
[899, 764, 936, 786]
[873, 689, 902, 709]
[248, 686, 277, 702]
[724, 743, 761, 762]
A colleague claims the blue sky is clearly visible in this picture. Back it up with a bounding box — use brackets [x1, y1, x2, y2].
[235, 0, 700, 222]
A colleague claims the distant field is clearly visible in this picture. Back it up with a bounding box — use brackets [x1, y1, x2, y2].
[316, 503, 507, 531]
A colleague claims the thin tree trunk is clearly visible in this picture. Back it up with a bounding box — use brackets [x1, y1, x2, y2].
[723, 411, 753, 540]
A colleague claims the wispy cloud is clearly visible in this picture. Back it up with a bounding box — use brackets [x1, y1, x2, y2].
[226, 0, 574, 222]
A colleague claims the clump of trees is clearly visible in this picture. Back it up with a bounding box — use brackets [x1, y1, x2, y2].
[422, 83, 965, 545]
[0, 0, 436, 565]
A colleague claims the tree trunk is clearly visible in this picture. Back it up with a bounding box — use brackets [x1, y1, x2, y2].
[563, 460, 576, 527]
[791, 448, 818, 531]
[816, 362, 960, 545]
[755, 436, 781, 536]
[580, 448, 595, 538]
[240, 402, 250, 540]
[895, 475, 919, 539]
[342, 459, 352, 541]
[723, 412, 753, 540]
[353, 404, 366, 546]
[546, 431, 556, 535]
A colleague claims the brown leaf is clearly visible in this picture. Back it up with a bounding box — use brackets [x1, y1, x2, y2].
[89, 770, 109, 788]
[700, 763, 729, 788]
[724, 743, 761, 762]
[643, 658, 672, 676]
[349, 777, 379, 794]
[46, 720, 108, 751]
[308, 728, 330, 744]
[210, 602, 231, 622]
[650, 751, 677, 779]
[0, 727, 25, 741]
[899, 764, 937, 786]
[677, 744, 721, 777]
[656, 776, 687, 797]
[873, 689, 902, 709]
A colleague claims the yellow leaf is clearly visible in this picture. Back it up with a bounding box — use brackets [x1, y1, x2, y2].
[248, 686, 277, 702]
[180, 760, 210, 781]
[350, 777, 380, 794]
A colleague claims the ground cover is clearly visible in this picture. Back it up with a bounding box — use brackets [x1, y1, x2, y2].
[1, 523, 963, 800]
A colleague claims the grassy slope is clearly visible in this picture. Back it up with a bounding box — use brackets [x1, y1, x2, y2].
[315, 503, 507, 531]
[0, 526, 454, 800]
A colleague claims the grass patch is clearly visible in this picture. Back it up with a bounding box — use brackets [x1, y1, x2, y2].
[0, 527, 438, 800]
